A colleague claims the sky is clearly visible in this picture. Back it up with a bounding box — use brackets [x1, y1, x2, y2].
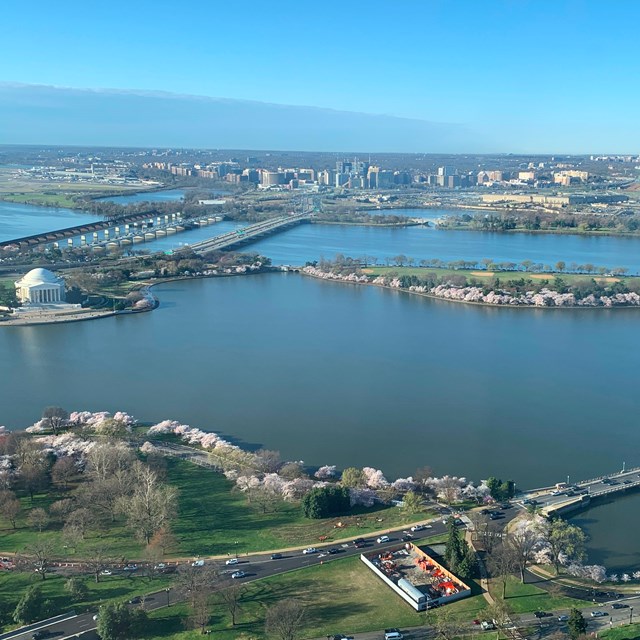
[0, 0, 638, 153]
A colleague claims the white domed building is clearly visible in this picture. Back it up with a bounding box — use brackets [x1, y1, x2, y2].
[15, 268, 66, 304]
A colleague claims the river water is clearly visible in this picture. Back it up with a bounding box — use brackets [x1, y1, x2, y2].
[2, 198, 640, 571]
[97, 189, 186, 204]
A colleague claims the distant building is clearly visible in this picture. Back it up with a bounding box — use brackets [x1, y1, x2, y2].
[15, 268, 66, 304]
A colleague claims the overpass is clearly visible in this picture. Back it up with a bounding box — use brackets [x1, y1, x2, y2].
[182, 212, 311, 254]
[520, 466, 640, 516]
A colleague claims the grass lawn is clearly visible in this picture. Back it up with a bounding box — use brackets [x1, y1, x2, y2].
[0, 570, 172, 628]
[141, 552, 488, 640]
[1, 193, 80, 208]
[601, 622, 640, 640]
[365, 265, 640, 287]
[490, 576, 586, 614]
[0, 459, 435, 560]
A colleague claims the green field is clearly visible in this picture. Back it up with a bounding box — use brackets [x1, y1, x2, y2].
[141, 553, 488, 640]
[0, 458, 435, 560]
[489, 576, 585, 614]
[1, 193, 81, 208]
[601, 622, 640, 640]
[365, 265, 640, 287]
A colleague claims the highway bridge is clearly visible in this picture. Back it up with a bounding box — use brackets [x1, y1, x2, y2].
[182, 212, 310, 254]
[520, 466, 640, 516]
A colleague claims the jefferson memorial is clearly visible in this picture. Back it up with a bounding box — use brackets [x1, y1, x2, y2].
[15, 268, 66, 304]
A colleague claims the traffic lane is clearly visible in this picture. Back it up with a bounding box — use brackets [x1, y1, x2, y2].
[9, 611, 97, 640]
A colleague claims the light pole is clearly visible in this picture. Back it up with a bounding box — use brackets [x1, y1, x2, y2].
[630, 607, 633, 625]
[165, 587, 170, 607]
[235, 541, 239, 559]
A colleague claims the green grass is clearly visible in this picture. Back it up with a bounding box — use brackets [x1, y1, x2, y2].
[0, 459, 435, 560]
[1, 193, 80, 208]
[365, 265, 640, 286]
[141, 552, 488, 640]
[490, 576, 585, 614]
[600, 622, 640, 640]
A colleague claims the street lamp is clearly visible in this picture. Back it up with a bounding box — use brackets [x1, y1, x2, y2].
[630, 607, 633, 625]
[235, 541, 239, 559]
[165, 588, 170, 607]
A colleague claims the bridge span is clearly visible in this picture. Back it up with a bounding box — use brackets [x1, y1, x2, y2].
[520, 466, 640, 517]
[182, 212, 311, 254]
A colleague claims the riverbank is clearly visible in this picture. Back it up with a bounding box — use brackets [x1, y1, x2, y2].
[302, 265, 640, 309]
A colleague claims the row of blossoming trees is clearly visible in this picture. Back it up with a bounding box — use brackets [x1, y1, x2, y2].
[303, 259, 640, 307]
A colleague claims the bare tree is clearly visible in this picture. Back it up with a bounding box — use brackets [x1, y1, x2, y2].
[217, 583, 244, 626]
[83, 543, 114, 583]
[0, 489, 21, 528]
[427, 605, 464, 640]
[265, 599, 305, 640]
[19, 539, 56, 581]
[20, 463, 50, 504]
[187, 590, 211, 635]
[487, 544, 517, 599]
[255, 449, 282, 473]
[51, 457, 76, 489]
[42, 407, 69, 435]
[27, 508, 49, 532]
[508, 518, 545, 583]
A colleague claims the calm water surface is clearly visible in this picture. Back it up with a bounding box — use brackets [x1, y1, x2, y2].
[97, 189, 186, 204]
[0, 201, 98, 242]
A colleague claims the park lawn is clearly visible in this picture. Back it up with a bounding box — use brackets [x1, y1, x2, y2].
[365, 265, 640, 288]
[142, 552, 488, 640]
[1, 193, 80, 208]
[601, 622, 640, 640]
[0, 570, 172, 627]
[490, 576, 585, 614]
[165, 458, 437, 557]
[0, 458, 435, 560]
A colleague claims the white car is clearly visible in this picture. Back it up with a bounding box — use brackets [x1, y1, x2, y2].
[225, 558, 239, 565]
[231, 570, 246, 579]
[591, 611, 607, 618]
[100, 569, 113, 576]
[191, 559, 205, 567]
[376, 535, 390, 544]
[153, 563, 166, 570]
[92, 614, 99, 621]
[410, 524, 432, 532]
[302, 547, 317, 555]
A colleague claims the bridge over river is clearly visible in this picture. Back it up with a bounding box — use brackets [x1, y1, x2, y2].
[521, 466, 640, 516]
[181, 212, 311, 254]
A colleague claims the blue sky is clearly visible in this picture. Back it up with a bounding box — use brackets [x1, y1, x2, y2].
[1, 0, 638, 152]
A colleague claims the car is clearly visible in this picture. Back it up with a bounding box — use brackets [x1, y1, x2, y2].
[499, 503, 512, 509]
[480, 621, 495, 631]
[302, 547, 318, 555]
[385, 629, 404, 640]
[489, 513, 503, 520]
[612, 603, 629, 609]
[402, 535, 413, 542]
[591, 611, 608, 617]
[100, 569, 113, 576]
[376, 535, 390, 544]
[154, 563, 166, 570]
[332, 635, 354, 640]
[480, 508, 491, 514]
[231, 570, 246, 579]
[558, 615, 569, 622]
[123, 564, 138, 571]
[550, 490, 562, 496]
[191, 559, 205, 567]
[353, 538, 366, 548]
[92, 614, 99, 621]
[623, 480, 632, 484]
[410, 524, 431, 532]
[270, 553, 283, 560]
[128, 596, 142, 604]
[328, 548, 340, 555]
[226, 558, 239, 565]
[31, 632, 46, 640]
[534, 611, 550, 618]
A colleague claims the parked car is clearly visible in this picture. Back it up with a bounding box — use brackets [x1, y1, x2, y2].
[100, 569, 113, 576]
[558, 615, 569, 622]
[385, 629, 404, 640]
[225, 558, 239, 565]
[534, 611, 551, 618]
[612, 603, 629, 609]
[123, 564, 138, 572]
[376, 535, 390, 544]
[410, 524, 431, 531]
[128, 596, 142, 605]
[591, 611, 608, 617]
[191, 559, 205, 567]
[480, 621, 495, 631]
[231, 570, 246, 579]
[270, 553, 283, 560]
[154, 563, 166, 570]
[302, 547, 317, 555]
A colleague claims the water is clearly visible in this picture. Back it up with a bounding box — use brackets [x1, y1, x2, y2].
[0, 201, 99, 242]
[97, 189, 186, 204]
[249, 222, 640, 272]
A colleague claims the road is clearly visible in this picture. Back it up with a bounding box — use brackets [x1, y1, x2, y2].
[6, 521, 450, 640]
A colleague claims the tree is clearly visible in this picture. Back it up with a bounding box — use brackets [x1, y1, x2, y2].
[567, 608, 587, 640]
[187, 591, 211, 635]
[546, 519, 586, 573]
[96, 602, 147, 640]
[485, 477, 515, 501]
[555, 261, 566, 273]
[444, 517, 465, 571]
[301, 485, 350, 519]
[20, 462, 50, 504]
[507, 516, 546, 582]
[120, 464, 177, 544]
[84, 543, 114, 583]
[217, 583, 244, 626]
[427, 604, 464, 640]
[340, 467, 365, 488]
[21, 539, 56, 581]
[65, 577, 89, 602]
[13, 585, 44, 624]
[413, 466, 434, 495]
[27, 508, 50, 532]
[51, 457, 76, 489]
[487, 544, 517, 599]
[265, 599, 305, 640]
[254, 449, 282, 473]
[456, 543, 478, 580]
[148, 526, 177, 557]
[0, 490, 21, 528]
[402, 491, 424, 514]
[279, 462, 305, 480]
[41, 407, 69, 435]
